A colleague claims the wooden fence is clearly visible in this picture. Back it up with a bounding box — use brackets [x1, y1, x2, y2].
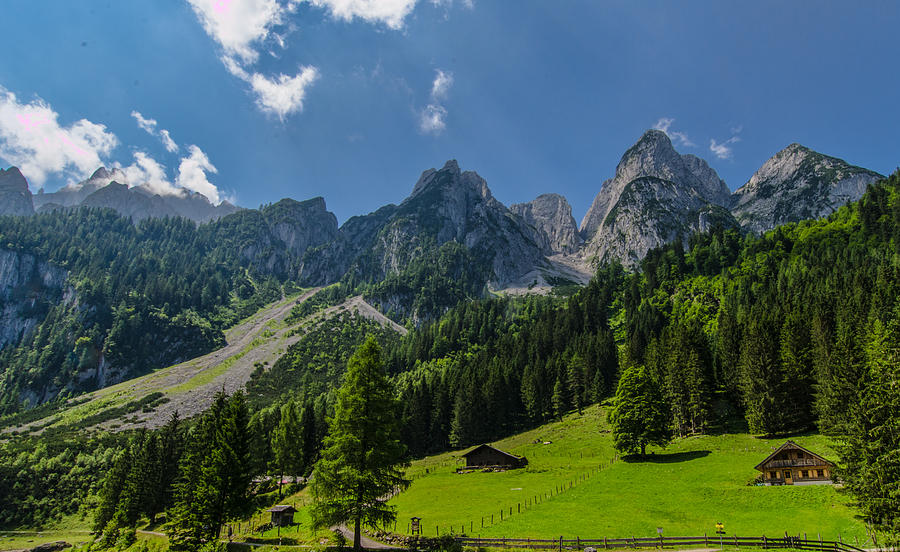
[456, 534, 869, 552]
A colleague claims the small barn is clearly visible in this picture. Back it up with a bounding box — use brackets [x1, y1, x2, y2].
[461, 444, 528, 469]
[267, 505, 297, 526]
[754, 441, 834, 486]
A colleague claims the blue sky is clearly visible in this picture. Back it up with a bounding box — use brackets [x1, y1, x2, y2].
[1, 0, 897, 224]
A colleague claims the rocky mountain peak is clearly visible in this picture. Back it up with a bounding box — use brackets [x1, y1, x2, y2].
[0, 166, 29, 192]
[731, 144, 884, 233]
[0, 167, 35, 216]
[510, 193, 582, 254]
[409, 159, 493, 202]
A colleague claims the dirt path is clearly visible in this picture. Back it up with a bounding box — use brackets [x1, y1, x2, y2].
[333, 525, 396, 550]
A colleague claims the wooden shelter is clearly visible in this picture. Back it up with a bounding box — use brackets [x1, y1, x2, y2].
[267, 505, 296, 526]
[460, 444, 528, 469]
[754, 441, 834, 486]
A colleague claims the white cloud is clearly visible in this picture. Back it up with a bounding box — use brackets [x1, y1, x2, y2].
[431, 69, 453, 100]
[652, 117, 695, 148]
[119, 151, 182, 197]
[186, 0, 285, 64]
[131, 110, 180, 153]
[417, 69, 453, 135]
[309, 0, 419, 29]
[418, 104, 447, 134]
[176, 145, 221, 204]
[159, 129, 179, 153]
[709, 136, 740, 160]
[0, 86, 118, 189]
[249, 67, 320, 120]
[131, 111, 158, 134]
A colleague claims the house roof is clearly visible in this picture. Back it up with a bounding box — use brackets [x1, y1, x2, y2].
[754, 440, 834, 471]
[460, 443, 524, 462]
[267, 505, 297, 513]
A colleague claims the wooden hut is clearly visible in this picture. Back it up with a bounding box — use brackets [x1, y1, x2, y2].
[754, 441, 834, 486]
[460, 444, 527, 469]
[267, 505, 296, 526]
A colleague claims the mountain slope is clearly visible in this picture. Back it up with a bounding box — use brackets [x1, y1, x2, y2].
[731, 144, 884, 233]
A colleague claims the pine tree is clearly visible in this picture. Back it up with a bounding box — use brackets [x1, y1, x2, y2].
[608, 365, 671, 457]
[740, 315, 786, 436]
[310, 337, 410, 550]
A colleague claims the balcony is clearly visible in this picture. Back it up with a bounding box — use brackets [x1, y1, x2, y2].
[765, 458, 820, 468]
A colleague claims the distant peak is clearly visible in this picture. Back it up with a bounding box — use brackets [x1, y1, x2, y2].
[90, 167, 113, 180]
[441, 159, 460, 173]
[640, 128, 672, 143]
[0, 166, 29, 191]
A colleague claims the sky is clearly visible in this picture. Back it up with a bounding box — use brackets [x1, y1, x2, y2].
[1, 0, 898, 225]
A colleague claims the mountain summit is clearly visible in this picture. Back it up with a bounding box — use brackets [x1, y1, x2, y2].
[0, 167, 35, 216]
[579, 130, 734, 265]
[731, 144, 884, 233]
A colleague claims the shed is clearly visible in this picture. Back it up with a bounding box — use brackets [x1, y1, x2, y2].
[267, 505, 297, 526]
[460, 444, 527, 469]
[754, 440, 834, 486]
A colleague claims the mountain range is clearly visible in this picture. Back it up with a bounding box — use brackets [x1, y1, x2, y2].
[1, 130, 885, 289]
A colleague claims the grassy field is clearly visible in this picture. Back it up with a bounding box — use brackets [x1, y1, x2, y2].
[387, 404, 867, 543]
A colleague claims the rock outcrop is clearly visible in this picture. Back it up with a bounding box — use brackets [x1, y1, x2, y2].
[0, 167, 35, 216]
[731, 144, 884, 233]
[579, 130, 734, 265]
[510, 193, 583, 254]
[0, 248, 70, 350]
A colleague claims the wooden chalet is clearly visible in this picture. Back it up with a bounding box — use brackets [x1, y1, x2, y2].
[460, 444, 528, 469]
[754, 441, 834, 486]
[267, 505, 296, 526]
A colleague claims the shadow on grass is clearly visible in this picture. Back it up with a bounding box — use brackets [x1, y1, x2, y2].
[621, 450, 711, 463]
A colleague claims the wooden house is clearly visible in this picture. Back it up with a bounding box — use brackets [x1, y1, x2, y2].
[754, 441, 834, 486]
[267, 505, 296, 526]
[460, 444, 528, 469]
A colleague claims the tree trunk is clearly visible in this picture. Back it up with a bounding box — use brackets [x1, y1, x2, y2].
[279, 468, 284, 498]
[640, 443, 646, 457]
[354, 517, 362, 551]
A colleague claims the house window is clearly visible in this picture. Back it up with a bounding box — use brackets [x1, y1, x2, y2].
[802, 470, 809, 478]
[784, 470, 792, 479]
[770, 471, 777, 479]
[817, 469, 824, 478]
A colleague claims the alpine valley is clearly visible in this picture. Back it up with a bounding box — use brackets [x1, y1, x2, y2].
[0, 129, 884, 411]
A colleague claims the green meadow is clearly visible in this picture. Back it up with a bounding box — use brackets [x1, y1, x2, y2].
[387, 405, 867, 543]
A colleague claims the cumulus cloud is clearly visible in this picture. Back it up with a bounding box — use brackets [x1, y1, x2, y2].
[431, 69, 453, 100]
[159, 129, 179, 153]
[0, 86, 118, 189]
[309, 0, 419, 29]
[418, 104, 447, 134]
[131, 110, 180, 153]
[176, 145, 221, 204]
[222, 55, 319, 120]
[652, 117, 695, 148]
[186, 0, 285, 64]
[418, 69, 453, 135]
[117, 146, 224, 204]
[119, 151, 182, 197]
[709, 136, 740, 160]
[709, 126, 743, 160]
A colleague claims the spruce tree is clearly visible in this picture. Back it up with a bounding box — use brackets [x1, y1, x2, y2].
[839, 317, 900, 546]
[608, 365, 671, 457]
[310, 336, 409, 550]
[272, 400, 304, 496]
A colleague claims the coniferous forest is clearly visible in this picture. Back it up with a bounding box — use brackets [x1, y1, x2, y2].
[1, 172, 899, 545]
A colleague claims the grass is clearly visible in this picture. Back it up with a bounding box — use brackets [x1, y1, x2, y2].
[387, 404, 868, 543]
[0, 531, 93, 551]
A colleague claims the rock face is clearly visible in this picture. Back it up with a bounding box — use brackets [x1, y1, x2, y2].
[731, 144, 884, 233]
[510, 193, 582, 254]
[579, 130, 734, 265]
[0, 167, 35, 216]
[0, 248, 70, 351]
[300, 160, 548, 287]
[261, 198, 338, 257]
[32, 167, 240, 223]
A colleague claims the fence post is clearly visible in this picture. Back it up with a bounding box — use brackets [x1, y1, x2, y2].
[604, 537, 608, 549]
[705, 533, 709, 547]
[559, 536, 563, 552]
[763, 535, 767, 549]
